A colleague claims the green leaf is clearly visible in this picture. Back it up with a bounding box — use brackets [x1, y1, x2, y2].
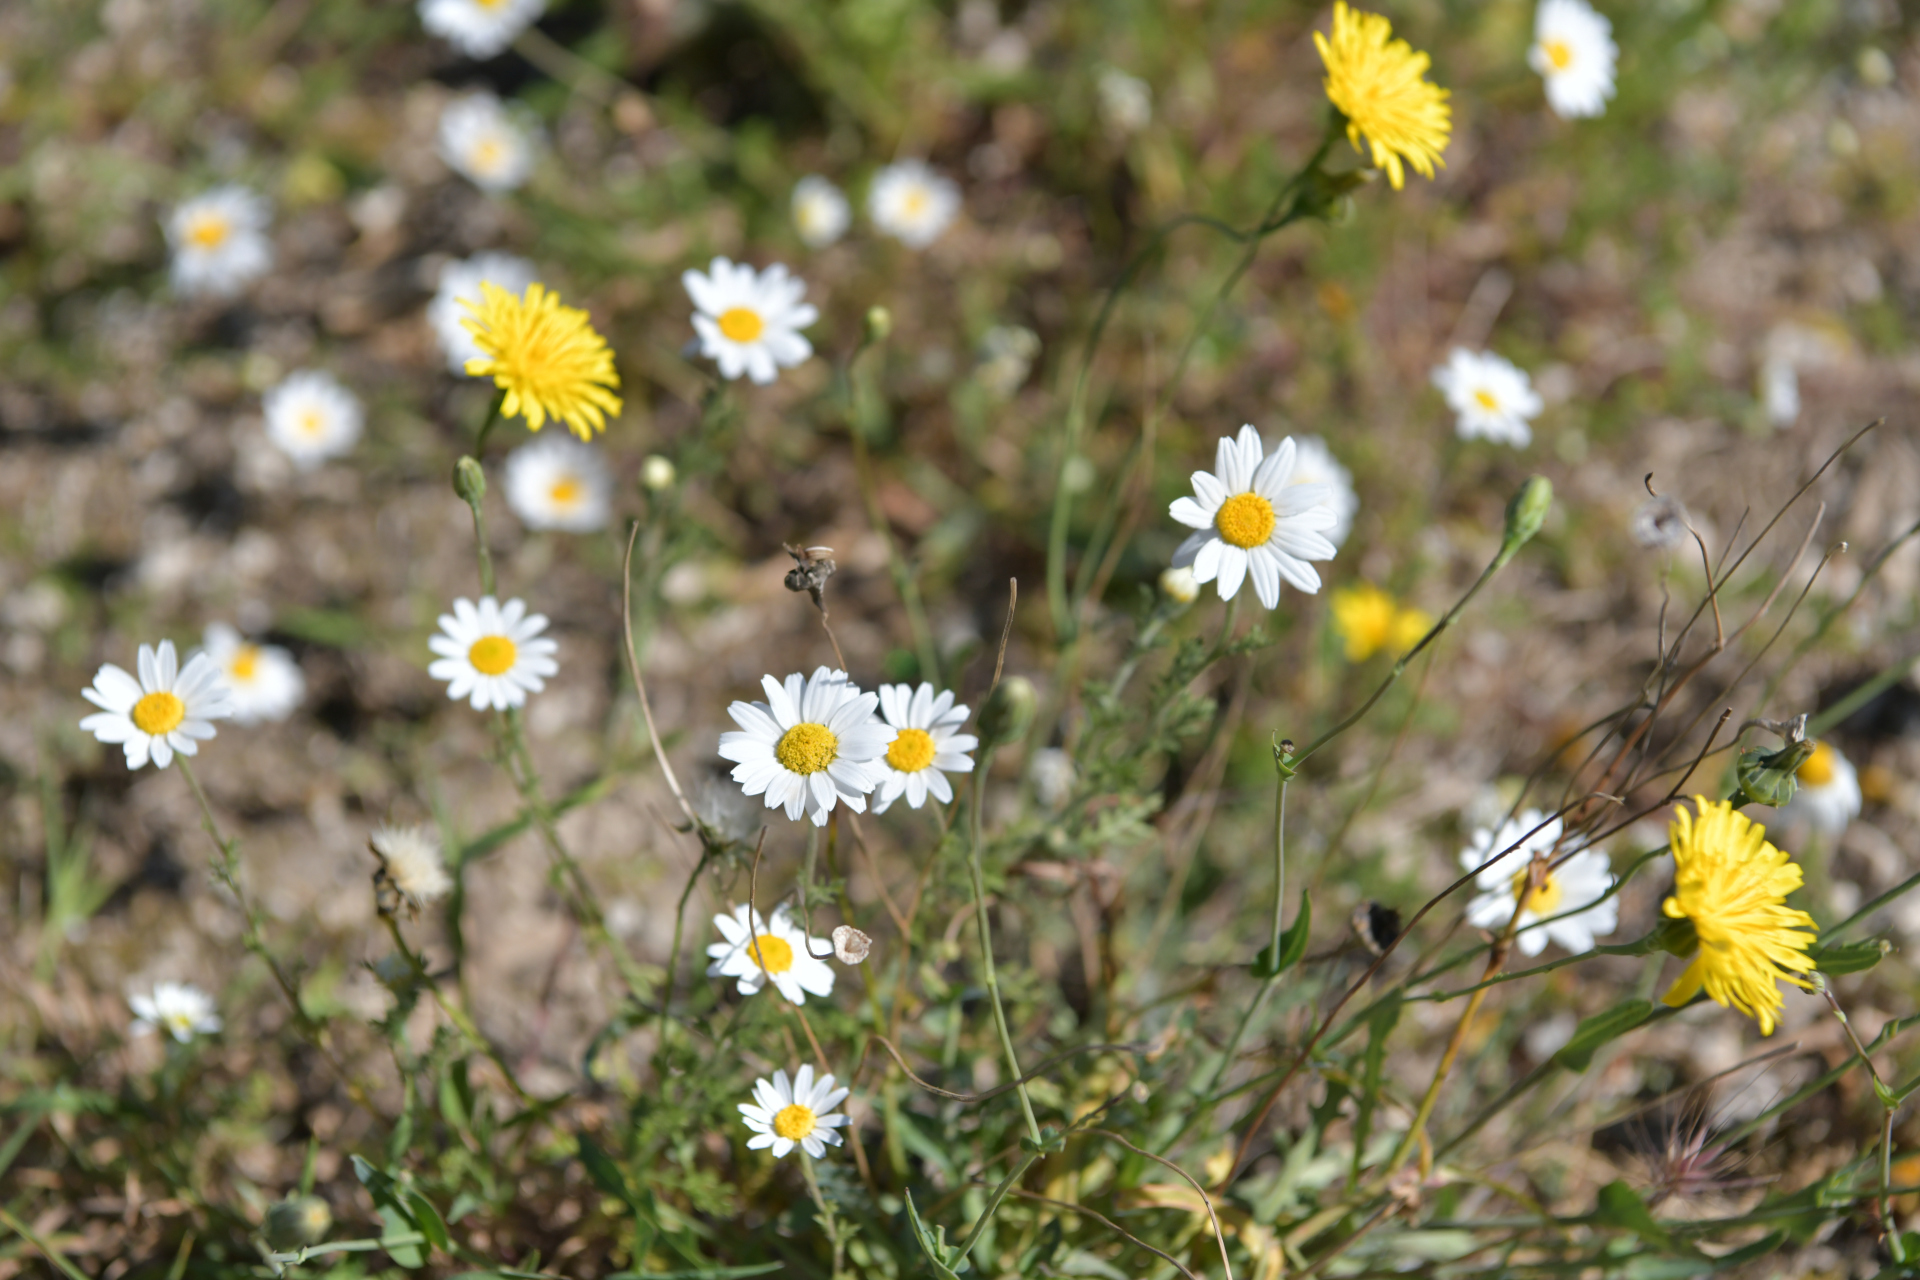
[1252, 893, 1311, 979]
[1810, 937, 1891, 976]
[578, 1135, 636, 1209]
[1620, 1256, 1712, 1279]
[378, 1207, 426, 1269]
[406, 1190, 450, 1253]
[905, 1189, 968, 1280]
[1553, 1000, 1655, 1073]
[1593, 1180, 1699, 1259]
[1715, 1231, 1785, 1267]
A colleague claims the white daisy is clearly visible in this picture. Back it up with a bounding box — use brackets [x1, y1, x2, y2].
[717, 667, 891, 827]
[1761, 351, 1800, 430]
[1288, 435, 1359, 548]
[1460, 809, 1617, 956]
[428, 252, 539, 373]
[263, 370, 363, 470]
[166, 186, 272, 299]
[419, 0, 543, 58]
[791, 175, 851, 249]
[503, 435, 612, 532]
[426, 596, 559, 711]
[682, 257, 819, 386]
[1431, 348, 1544, 447]
[867, 160, 960, 249]
[370, 824, 453, 916]
[1097, 67, 1153, 136]
[201, 623, 304, 725]
[130, 982, 222, 1043]
[1781, 741, 1862, 837]
[438, 92, 538, 193]
[739, 1065, 850, 1160]
[1168, 426, 1340, 609]
[706, 902, 836, 1005]
[871, 682, 977, 813]
[1530, 0, 1618, 120]
[80, 640, 232, 771]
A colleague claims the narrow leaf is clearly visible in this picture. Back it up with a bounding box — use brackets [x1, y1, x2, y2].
[1553, 1000, 1654, 1073]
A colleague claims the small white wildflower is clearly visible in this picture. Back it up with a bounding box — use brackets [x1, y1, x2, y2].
[130, 982, 222, 1043]
[868, 160, 960, 249]
[426, 596, 559, 711]
[438, 92, 538, 193]
[504, 435, 612, 532]
[1530, 0, 1618, 120]
[1096, 67, 1153, 135]
[718, 668, 890, 826]
[419, 0, 543, 58]
[707, 903, 835, 1005]
[263, 370, 363, 470]
[1028, 746, 1076, 810]
[1461, 809, 1618, 956]
[167, 187, 272, 299]
[739, 1065, 850, 1159]
[1781, 741, 1862, 837]
[1761, 352, 1800, 429]
[791, 175, 851, 248]
[201, 623, 304, 725]
[1431, 348, 1543, 447]
[871, 682, 977, 813]
[682, 257, 819, 385]
[640, 454, 677, 491]
[81, 640, 232, 771]
[1168, 426, 1340, 608]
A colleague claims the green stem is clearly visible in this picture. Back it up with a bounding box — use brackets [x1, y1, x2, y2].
[1045, 122, 1339, 642]
[797, 1152, 848, 1280]
[966, 745, 1044, 1145]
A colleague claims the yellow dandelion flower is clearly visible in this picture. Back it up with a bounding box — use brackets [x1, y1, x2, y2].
[1314, 2, 1452, 191]
[1331, 582, 1433, 662]
[462, 281, 623, 441]
[1659, 797, 1817, 1036]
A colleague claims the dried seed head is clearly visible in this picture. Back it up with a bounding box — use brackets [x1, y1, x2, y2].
[783, 543, 837, 610]
[832, 924, 872, 964]
[1631, 493, 1691, 549]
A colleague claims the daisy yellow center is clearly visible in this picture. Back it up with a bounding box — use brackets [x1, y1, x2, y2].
[229, 647, 260, 682]
[549, 477, 583, 506]
[468, 635, 518, 675]
[186, 214, 231, 249]
[749, 934, 795, 974]
[298, 408, 326, 436]
[903, 187, 930, 217]
[461, 282, 624, 442]
[717, 307, 765, 343]
[1510, 867, 1563, 915]
[1473, 388, 1500, 412]
[1797, 743, 1836, 787]
[1314, 2, 1452, 191]
[163, 1011, 196, 1036]
[1215, 492, 1276, 549]
[776, 722, 838, 774]
[1541, 38, 1573, 71]
[886, 727, 937, 773]
[472, 0, 507, 9]
[132, 691, 186, 736]
[773, 1103, 818, 1140]
[471, 137, 505, 173]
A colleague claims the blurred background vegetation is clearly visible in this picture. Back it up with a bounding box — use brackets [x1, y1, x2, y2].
[4, 0, 1920, 1276]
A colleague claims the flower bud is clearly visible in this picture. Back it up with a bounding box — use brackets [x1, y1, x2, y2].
[263, 1196, 333, 1251]
[977, 675, 1036, 748]
[1159, 566, 1199, 606]
[640, 454, 676, 491]
[1496, 475, 1552, 567]
[452, 455, 486, 508]
[864, 305, 893, 344]
[1735, 737, 1815, 809]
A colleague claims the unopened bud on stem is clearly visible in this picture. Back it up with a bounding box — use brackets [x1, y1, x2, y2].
[453, 455, 487, 509]
[978, 676, 1036, 748]
[864, 306, 893, 344]
[1496, 475, 1552, 568]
